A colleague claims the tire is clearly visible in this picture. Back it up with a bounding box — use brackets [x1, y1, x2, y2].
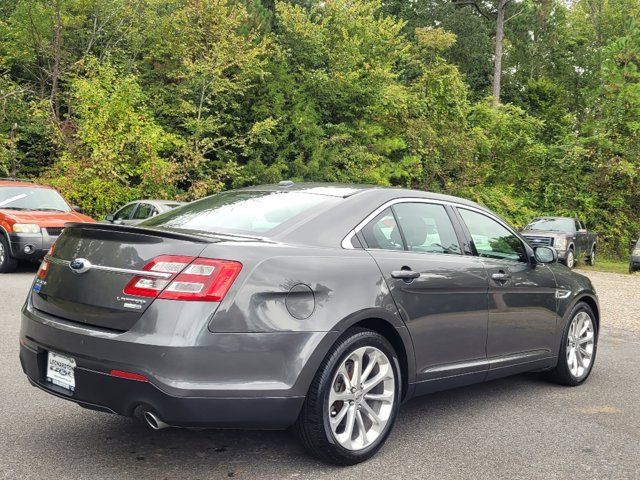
[565, 248, 575, 269]
[0, 236, 18, 273]
[587, 245, 596, 266]
[545, 302, 598, 386]
[294, 328, 401, 465]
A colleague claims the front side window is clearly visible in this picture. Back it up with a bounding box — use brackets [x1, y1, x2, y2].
[360, 208, 403, 251]
[393, 203, 461, 255]
[458, 209, 526, 262]
[115, 203, 137, 220]
[133, 203, 154, 220]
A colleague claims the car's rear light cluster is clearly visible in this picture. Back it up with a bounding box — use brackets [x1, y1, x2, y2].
[123, 255, 242, 302]
[36, 243, 57, 280]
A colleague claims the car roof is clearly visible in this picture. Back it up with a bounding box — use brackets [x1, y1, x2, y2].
[237, 182, 484, 208]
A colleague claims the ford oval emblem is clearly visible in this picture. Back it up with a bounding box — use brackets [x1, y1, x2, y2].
[69, 258, 91, 274]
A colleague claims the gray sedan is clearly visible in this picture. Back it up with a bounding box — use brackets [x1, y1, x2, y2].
[103, 200, 185, 225]
[19, 183, 599, 465]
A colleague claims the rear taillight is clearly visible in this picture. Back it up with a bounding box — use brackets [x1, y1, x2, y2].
[123, 255, 242, 302]
[36, 243, 57, 280]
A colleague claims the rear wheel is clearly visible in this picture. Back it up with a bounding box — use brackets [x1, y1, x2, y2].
[294, 328, 401, 465]
[545, 303, 597, 386]
[0, 236, 18, 273]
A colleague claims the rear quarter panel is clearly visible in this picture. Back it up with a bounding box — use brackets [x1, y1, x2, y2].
[203, 242, 404, 334]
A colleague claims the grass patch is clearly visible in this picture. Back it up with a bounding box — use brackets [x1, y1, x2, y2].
[578, 256, 631, 275]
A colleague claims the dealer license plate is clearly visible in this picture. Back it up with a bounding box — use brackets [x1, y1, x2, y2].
[46, 351, 76, 391]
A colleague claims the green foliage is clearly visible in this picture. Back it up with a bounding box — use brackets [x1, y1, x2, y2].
[42, 60, 181, 217]
[0, 0, 638, 254]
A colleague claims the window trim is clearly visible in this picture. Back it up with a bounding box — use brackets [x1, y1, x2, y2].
[455, 206, 529, 264]
[115, 202, 138, 221]
[344, 198, 483, 255]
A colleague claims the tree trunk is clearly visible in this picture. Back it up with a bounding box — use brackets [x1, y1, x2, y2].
[51, 0, 63, 121]
[492, 0, 506, 106]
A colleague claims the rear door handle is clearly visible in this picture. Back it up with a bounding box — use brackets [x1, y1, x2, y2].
[391, 270, 421, 280]
[491, 272, 511, 282]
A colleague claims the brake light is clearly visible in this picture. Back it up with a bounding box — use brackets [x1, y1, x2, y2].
[36, 243, 56, 280]
[123, 255, 242, 302]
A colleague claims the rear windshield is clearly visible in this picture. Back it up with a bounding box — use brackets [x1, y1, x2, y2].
[524, 218, 574, 232]
[0, 186, 70, 212]
[141, 190, 338, 236]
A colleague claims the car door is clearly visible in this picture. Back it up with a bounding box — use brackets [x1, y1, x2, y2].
[359, 201, 490, 394]
[455, 207, 557, 379]
[574, 219, 588, 257]
[113, 202, 138, 225]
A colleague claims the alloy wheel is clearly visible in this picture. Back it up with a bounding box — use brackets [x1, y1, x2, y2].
[327, 346, 395, 451]
[0, 241, 5, 266]
[566, 250, 575, 268]
[566, 311, 595, 379]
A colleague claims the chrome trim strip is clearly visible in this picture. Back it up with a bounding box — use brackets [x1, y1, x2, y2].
[44, 255, 173, 279]
[341, 197, 517, 250]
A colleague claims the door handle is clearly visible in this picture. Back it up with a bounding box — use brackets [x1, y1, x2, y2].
[391, 270, 421, 280]
[491, 272, 511, 282]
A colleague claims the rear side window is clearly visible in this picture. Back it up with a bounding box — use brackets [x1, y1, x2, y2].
[393, 203, 461, 255]
[142, 191, 338, 235]
[360, 208, 403, 251]
[458, 208, 526, 262]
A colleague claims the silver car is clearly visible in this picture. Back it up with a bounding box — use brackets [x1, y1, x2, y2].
[104, 200, 186, 225]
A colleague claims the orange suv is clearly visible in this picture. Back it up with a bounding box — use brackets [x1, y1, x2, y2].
[0, 179, 94, 272]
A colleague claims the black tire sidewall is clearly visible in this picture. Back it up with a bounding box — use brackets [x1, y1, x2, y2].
[297, 328, 402, 465]
[320, 333, 401, 459]
[566, 249, 575, 269]
[0, 236, 17, 273]
[556, 302, 598, 385]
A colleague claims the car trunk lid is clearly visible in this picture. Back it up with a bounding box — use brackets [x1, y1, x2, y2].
[31, 223, 212, 331]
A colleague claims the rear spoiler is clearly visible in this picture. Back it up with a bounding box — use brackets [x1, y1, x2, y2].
[63, 222, 214, 243]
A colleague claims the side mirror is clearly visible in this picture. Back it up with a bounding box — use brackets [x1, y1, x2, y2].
[104, 214, 114, 223]
[534, 246, 557, 264]
[72, 205, 83, 213]
[578, 228, 587, 233]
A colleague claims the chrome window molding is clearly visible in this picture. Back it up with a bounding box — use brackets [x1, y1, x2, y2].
[341, 197, 518, 251]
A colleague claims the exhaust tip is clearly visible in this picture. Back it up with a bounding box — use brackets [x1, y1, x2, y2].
[144, 411, 169, 430]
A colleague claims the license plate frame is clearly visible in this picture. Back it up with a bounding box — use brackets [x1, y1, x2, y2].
[46, 351, 76, 392]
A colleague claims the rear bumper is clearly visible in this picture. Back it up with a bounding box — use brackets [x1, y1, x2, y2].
[9, 232, 56, 260]
[19, 299, 337, 429]
[20, 342, 303, 428]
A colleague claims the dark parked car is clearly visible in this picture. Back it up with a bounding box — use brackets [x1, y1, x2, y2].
[20, 183, 599, 465]
[521, 216, 597, 269]
[630, 238, 640, 273]
[103, 200, 185, 225]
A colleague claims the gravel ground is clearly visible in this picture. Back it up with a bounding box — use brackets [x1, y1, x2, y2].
[1, 265, 639, 479]
[575, 269, 640, 335]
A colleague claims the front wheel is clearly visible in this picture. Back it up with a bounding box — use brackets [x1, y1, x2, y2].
[545, 302, 598, 386]
[587, 246, 596, 266]
[0, 236, 18, 273]
[294, 328, 401, 465]
[565, 249, 575, 269]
